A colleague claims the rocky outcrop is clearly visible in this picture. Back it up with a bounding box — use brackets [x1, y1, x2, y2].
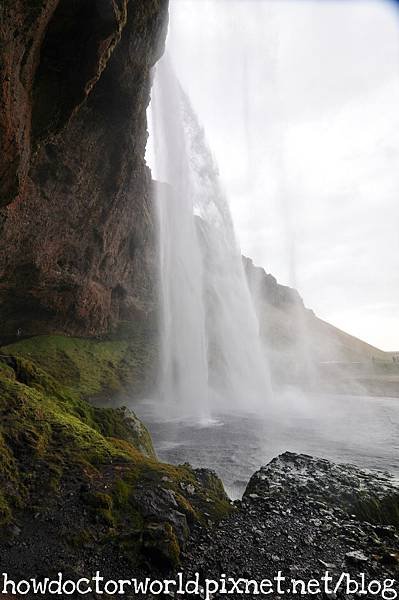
[0, 0, 168, 342]
[182, 453, 399, 595]
[245, 452, 399, 527]
[243, 256, 304, 310]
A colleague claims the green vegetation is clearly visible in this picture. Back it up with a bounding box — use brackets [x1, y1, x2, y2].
[2, 330, 155, 399]
[352, 493, 399, 529]
[0, 335, 232, 567]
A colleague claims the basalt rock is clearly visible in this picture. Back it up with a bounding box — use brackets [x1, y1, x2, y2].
[245, 452, 399, 527]
[0, 0, 168, 342]
[182, 453, 399, 595]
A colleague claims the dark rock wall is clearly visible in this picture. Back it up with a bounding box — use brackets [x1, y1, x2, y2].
[0, 0, 168, 342]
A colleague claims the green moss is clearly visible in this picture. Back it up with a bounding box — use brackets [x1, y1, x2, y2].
[352, 494, 399, 528]
[174, 492, 198, 522]
[142, 522, 181, 569]
[0, 493, 12, 526]
[0, 338, 156, 459]
[2, 336, 131, 397]
[2, 332, 156, 399]
[68, 529, 94, 549]
[112, 478, 131, 508]
[91, 406, 156, 458]
[0, 361, 15, 382]
[0, 334, 232, 568]
[81, 492, 116, 526]
[83, 491, 113, 510]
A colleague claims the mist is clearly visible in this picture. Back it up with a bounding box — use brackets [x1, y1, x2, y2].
[162, 0, 399, 352]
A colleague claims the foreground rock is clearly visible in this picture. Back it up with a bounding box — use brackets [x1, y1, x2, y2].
[246, 452, 399, 527]
[182, 453, 399, 598]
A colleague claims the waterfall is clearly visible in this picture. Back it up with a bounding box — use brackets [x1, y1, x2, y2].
[150, 54, 272, 419]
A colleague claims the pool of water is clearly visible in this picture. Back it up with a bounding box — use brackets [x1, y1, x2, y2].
[133, 392, 399, 498]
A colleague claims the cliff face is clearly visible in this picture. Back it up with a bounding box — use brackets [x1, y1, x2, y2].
[244, 255, 386, 362]
[244, 256, 399, 394]
[0, 0, 168, 342]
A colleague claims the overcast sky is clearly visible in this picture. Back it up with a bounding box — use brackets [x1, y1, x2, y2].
[158, 0, 399, 351]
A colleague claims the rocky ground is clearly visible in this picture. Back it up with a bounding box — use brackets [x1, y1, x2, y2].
[0, 337, 397, 598]
[180, 453, 399, 599]
[1, 445, 399, 599]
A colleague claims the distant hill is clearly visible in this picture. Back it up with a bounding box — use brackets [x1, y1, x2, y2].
[243, 257, 399, 397]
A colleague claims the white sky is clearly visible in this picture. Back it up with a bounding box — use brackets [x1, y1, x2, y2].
[160, 0, 399, 351]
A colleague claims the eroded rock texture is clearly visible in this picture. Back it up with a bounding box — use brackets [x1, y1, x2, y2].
[0, 0, 168, 342]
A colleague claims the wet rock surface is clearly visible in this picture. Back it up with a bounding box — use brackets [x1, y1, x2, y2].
[181, 453, 399, 598]
[245, 452, 399, 524]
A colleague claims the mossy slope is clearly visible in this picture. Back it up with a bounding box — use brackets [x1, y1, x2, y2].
[0, 335, 232, 569]
[2, 329, 155, 398]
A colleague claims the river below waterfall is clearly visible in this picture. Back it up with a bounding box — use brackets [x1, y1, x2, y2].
[134, 393, 399, 499]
